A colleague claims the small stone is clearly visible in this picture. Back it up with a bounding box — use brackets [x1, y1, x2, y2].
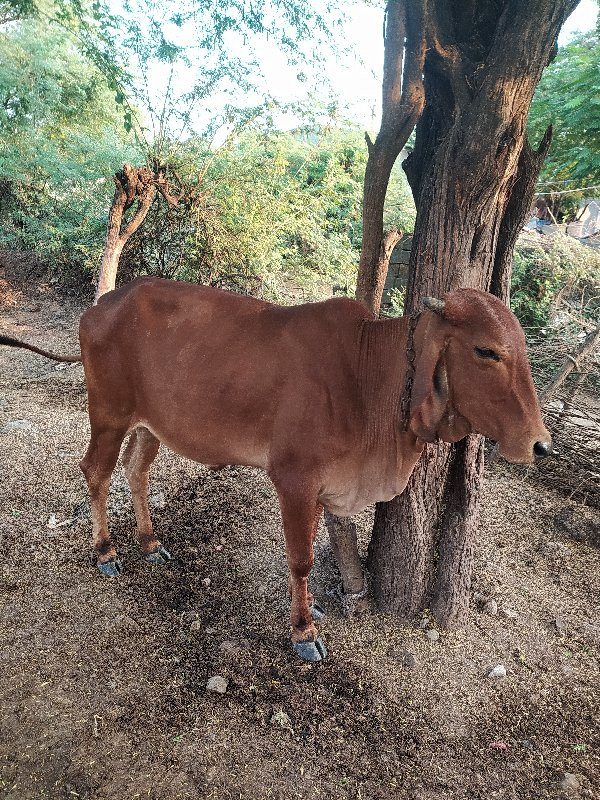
[425, 629, 440, 642]
[487, 664, 507, 679]
[483, 599, 498, 616]
[47, 514, 57, 529]
[402, 652, 418, 669]
[219, 536, 227, 545]
[270, 710, 292, 729]
[501, 607, 518, 620]
[206, 675, 228, 694]
[553, 615, 568, 636]
[2, 419, 34, 433]
[182, 611, 199, 625]
[149, 491, 166, 509]
[560, 772, 579, 793]
[215, 544, 223, 551]
[190, 619, 203, 631]
[201, 577, 211, 588]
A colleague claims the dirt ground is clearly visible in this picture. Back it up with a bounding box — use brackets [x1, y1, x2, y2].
[0, 261, 598, 800]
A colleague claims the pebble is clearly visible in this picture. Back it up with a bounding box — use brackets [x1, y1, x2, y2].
[206, 675, 228, 694]
[201, 577, 211, 588]
[149, 491, 166, 509]
[487, 664, 507, 679]
[483, 599, 498, 616]
[425, 629, 440, 642]
[501, 607, 518, 620]
[2, 419, 34, 433]
[560, 772, 580, 793]
[402, 652, 418, 669]
[190, 619, 203, 631]
[554, 615, 568, 636]
[270, 710, 292, 729]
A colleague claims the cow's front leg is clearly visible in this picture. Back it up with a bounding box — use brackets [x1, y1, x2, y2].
[275, 481, 327, 662]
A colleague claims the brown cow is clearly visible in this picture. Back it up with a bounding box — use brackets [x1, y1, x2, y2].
[1, 278, 551, 661]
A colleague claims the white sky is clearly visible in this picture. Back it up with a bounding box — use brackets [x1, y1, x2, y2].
[136, 0, 598, 141]
[308, 0, 599, 131]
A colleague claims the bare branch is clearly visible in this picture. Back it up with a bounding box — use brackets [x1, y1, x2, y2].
[540, 324, 600, 405]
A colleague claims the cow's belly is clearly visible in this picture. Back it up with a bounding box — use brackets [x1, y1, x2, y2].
[134, 418, 270, 471]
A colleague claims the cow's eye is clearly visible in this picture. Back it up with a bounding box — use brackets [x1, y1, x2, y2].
[474, 346, 501, 362]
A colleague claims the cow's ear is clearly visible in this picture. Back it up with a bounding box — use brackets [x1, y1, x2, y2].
[410, 351, 449, 443]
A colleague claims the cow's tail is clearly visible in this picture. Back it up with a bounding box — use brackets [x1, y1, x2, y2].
[0, 334, 81, 363]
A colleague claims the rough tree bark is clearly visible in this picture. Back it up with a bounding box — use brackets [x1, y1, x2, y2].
[96, 163, 179, 302]
[355, 0, 577, 627]
[326, 1, 427, 603]
[355, 0, 425, 315]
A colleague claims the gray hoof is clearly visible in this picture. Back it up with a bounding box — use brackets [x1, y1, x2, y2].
[293, 637, 328, 662]
[97, 558, 122, 577]
[310, 602, 327, 620]
[144, 545, 171, 565]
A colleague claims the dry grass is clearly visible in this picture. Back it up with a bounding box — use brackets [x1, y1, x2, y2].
[0, 262, 598, 800]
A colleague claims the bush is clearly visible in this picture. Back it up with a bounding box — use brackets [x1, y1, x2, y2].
[511, 233, 600, 330]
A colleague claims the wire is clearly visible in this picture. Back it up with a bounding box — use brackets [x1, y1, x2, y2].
[535, 185, 600, 196]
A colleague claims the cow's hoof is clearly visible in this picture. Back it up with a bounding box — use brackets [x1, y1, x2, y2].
[293, 637, 328, 662]
[144, 545, 171, 565]
[310, 602, 327, 620]
[97, 558, 123, 577]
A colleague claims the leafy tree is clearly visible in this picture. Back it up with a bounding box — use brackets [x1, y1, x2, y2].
[529, 26, 600, 186]
[0, 15, 139, 271]
[341, 0, 581, 628]
[118, 125, 414, 301]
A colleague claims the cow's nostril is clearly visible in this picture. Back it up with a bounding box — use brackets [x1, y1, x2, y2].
[533, 440, 552, 457]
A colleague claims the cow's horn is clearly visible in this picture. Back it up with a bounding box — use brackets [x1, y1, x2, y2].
[423, 297, 445, 316]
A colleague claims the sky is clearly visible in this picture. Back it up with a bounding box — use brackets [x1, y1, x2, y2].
[134, 0, 599, 143]
[298, 0, 600, 131]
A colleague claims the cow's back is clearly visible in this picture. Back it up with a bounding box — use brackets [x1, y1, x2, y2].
[79, 278, 371, 470]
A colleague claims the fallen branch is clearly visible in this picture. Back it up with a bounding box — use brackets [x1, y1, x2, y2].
[540, 323, 600, 404]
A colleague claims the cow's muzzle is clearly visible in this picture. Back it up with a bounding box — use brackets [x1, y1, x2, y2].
[533, 439, 553, 458]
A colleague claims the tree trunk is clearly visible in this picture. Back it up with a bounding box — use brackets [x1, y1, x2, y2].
[95, 163, 182, 302]
[364, 0, 578, 626]
[355, 0, 425, 316]
[326, 1, 427, 603]
[96, 165, 157, 302]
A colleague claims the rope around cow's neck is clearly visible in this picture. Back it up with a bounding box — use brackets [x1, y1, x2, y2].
[400, 311, 420, 431]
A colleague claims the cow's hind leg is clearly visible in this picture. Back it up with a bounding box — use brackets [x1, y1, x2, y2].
[275, 480, 327, 662]
[122, 427, 169, 564]
[80, 427, 128, 577]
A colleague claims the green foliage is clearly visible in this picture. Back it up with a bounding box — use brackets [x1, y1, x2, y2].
[529, 28, 600, 186]
[120, 125, 415, 301]
[0, 1, 417, 299]
[0, 15, 140, 272]
[511, 234, 600, 329]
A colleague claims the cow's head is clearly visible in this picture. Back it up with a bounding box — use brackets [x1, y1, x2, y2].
[410, 288, 552, 464]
